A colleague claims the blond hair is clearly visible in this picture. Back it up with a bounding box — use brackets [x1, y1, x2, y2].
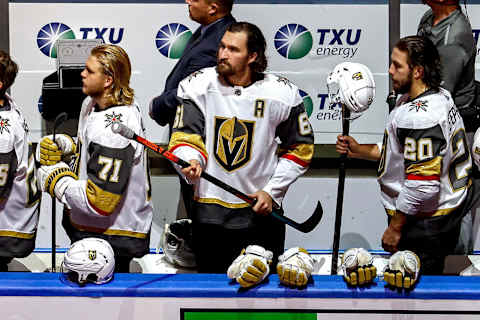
[91, 44, 134, 106]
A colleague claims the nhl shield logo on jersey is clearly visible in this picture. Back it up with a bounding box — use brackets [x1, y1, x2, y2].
[104, 111, 123, 128]
[0, 116, 11, 134]
[88, 250, 97, 261]
[408, 100, 428, 112]
[214, 116, 254, 172]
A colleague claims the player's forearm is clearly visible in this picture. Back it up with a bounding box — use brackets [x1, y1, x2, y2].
[350, 144, 380, 161]
[389, 210, 407, 232]
[63, 179, 123, 217]
[263, 157, 308, 205]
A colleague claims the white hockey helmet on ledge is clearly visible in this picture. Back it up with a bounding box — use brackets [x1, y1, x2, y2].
[62, 237, 115, 285]
[327, 62, 376, 119]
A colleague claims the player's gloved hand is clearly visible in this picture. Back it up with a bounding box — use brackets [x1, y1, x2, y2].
[227, 245, 273, 288]
[341, 248, 377, 286]
[37, 162, 78, 199]
[36, 134, 76, 165]
[277, 247, 316, 288]
[384, 250, 421, 289]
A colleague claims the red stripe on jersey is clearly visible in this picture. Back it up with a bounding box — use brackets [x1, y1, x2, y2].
[406, 174, 440, 181]
[281, 154, 310, 167]
[169, 143, 208, 164]
[87, 201, 112, 217]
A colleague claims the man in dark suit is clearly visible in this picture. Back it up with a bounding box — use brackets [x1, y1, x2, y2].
[149, 0, 235, 127]
[149, 0, 235, 219]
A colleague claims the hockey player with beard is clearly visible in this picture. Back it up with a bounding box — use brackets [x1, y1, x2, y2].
[337, 36, 477, 278]
[0, 50, 40, 271]
[36, 44, 153, 273]
[168, 22, 315, 286]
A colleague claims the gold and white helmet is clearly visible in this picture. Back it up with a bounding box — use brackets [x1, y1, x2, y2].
[62, 237, 115, 284]
[327, 62, 376, 119]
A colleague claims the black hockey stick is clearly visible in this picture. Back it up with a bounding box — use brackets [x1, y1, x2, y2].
[112, 122, 323, 233]
[331, 105, 350, 275]
[386, 91, 397, 113]
[51, 112, 68, 272]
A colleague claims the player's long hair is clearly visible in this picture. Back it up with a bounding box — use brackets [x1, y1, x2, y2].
[91, 44, 134, 106]
[0, 50, 18, 97]
[227, 22, 267, 75]
[395, 35, 442, 91]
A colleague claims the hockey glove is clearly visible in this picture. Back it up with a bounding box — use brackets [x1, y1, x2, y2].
[277, 247, 316, 288]
[36, 134, 76, 165]
[38, 162, 78, 199]
[384, 250, 421, 289]
[227, 245, 273, 288]
[341, 248, 377, 286]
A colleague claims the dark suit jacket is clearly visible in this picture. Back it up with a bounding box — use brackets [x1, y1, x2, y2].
[150, 14, 236, 127]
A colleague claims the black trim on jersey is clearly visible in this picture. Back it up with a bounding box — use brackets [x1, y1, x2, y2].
[93, 103, 122, 112]
[174, 99, 205, 137]
[0, 98, 11, 112]
[0, 150, 18, 200]
[26, 144, 40, 207]
[275, 103, 314, 147]
[406, 88, 439, 103]
[397, 124, 446, 167]
[87, 142, 135, 195]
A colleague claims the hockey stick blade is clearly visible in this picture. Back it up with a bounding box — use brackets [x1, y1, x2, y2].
[271, 201, 323, 233]
[112, 122, 324, 233]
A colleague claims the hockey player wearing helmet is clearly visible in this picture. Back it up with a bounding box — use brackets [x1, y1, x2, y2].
[337, 36, 477, 278]
[0, 51, 40, 272]
[168, 22, 314, 280]
[36, 44, 153, 273]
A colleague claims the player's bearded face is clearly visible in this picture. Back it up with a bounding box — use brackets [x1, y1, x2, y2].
[393, 70, 413, 94]
[216, 31, 253, 80]
[81, 55, 110, 98]
[389, 48, 413, 95]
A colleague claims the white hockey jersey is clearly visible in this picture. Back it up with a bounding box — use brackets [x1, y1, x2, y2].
[169, 67, 314, 208]
[0, 94, 39, 241]
[378, 88, 471, 217]
[63, 97, 153, 239]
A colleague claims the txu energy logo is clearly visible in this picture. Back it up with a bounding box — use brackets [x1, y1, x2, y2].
[155, 23, 192, 59]
[274, 24, 313, 59]
[37, 22, 75, 58]
[299, 90, 313, 117]
[37, 22, 125, 58]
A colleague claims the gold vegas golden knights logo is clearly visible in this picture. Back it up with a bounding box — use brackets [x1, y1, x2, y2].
[352, 72, 363, 80]
[88, 250, 97, 260]
[214, 116, 255, 172]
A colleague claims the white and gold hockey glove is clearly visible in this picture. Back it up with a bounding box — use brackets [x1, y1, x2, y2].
[36, 134, 76, 165]
[277, 247, 316, 288]
[227, 245, 273, 288]
[341, 248, 377, 286]
[384, 250, 421, 290]
[37, 162, 78, 199]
